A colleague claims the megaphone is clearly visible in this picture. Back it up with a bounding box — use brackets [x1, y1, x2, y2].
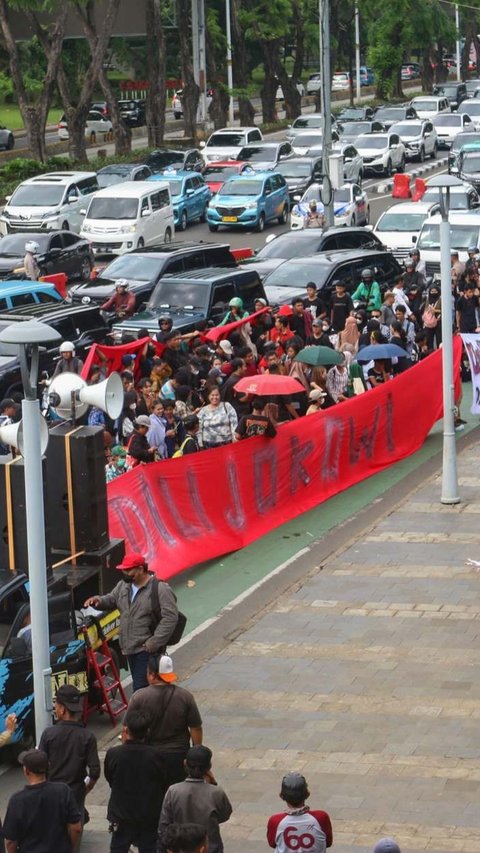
[0, 414, 49, 456]
[48, 372, 123, 420]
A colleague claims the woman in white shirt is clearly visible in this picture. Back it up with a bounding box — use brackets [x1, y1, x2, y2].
[198, 386, 238, 449]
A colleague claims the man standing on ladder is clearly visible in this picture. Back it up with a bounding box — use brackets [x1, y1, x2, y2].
[84, 553, 180, 691]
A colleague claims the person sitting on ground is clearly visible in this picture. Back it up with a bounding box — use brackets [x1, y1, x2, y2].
[267, 772, 332, 853]
[235, 397, 277, 439]
[126, 416, 156, 466]
[164, 823, 208, 853]
[158, 745, 232, 853]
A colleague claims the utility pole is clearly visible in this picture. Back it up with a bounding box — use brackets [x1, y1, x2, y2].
[191, 0, 207, 122]
[319, 0, 334, 226]
[355, 1, 361, 102]
[455, 4, 461, 82]
[225, 0, 234, 125]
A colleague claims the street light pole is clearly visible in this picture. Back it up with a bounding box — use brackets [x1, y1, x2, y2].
[0, 320, 61, 739]
[319, 0, 334, 226]
[355, 1, 361, 103]
[225, 0, 234, 125]
[427, 174, 462, 505]
[455, 4, 461, 83]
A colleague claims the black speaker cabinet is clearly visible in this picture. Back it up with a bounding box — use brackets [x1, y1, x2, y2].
[0, 456, 51, 573]
[46, 424, 109, 552]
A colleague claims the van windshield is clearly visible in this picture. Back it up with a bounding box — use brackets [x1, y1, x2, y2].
[9, 185, 64, 206]
[87, 198, 139, 219]
[418, 223, 480, 250]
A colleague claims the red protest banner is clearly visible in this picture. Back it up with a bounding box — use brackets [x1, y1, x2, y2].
[107, 340, 462, 579]
[81, 339, 165, 382]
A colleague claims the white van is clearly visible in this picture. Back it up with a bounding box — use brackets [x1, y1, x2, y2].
[80, 181, 174, 255]
[409, 96, 450, 120]
[416, 210, 480, 276]
[0, 171, 99, 235]
[373, 201, 440, 261]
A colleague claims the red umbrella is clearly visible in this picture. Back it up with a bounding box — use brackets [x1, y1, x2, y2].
[234, 374, 305, 396]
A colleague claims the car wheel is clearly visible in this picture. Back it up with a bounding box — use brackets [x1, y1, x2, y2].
[278, 204, 288, 225]
[200, 204, 208, 223]
[418, 146, 425, 163]
[179, 210, 188, 231]
[137, 237, 145, 248]
[385, 159, 392, 177]
[80, 257, 92, 279]
[431, 143, 438, 159]
[164, 228, 172, 243]
[7, 134, 14, 150]
[364, 205, 370, 225]
[255, 213, 266, 233]
[350, 214, 356, 227]
[208, 223, 218, 232]
[61, 221, 69, 231]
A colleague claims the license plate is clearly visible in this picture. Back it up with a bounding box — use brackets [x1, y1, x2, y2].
[222, 216, 237, 222]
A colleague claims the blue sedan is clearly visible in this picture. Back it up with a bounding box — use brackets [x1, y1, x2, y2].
[207, 170, 290, 232]
[149, 169, 211, 231]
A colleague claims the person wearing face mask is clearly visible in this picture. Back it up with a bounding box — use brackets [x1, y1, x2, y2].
[106, 445, 129, 482]
[84, 553, 180, 692]
[305, 318, 334, 348]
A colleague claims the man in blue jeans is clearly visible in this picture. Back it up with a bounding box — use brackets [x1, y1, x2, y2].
[84, 552, 179, 691]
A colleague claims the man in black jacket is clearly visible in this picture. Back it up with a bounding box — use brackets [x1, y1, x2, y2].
[105, 709, 166, 853]
[128, 415, 156, 464]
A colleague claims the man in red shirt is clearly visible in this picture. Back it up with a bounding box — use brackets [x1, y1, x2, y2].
[267, 772, 332, 853]
[101, 279, 136, 318]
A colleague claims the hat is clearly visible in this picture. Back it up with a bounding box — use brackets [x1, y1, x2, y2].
[333, 279, 345, 288]
[18, 749, 48, 774]
[117, 552, 146, 570]
[309, 388, 326, 401]
[186, 745, 212, 769]
[158, 654, 177, 683]
[312, 318, 323, 327]
[373, 839, 402, 853]
[254, 297, 267, 307]
[135, 415, 151, 428]
[219, 340, 233, 356]
[55, 684, 83, 712]
[278, 305, 294, 317]
[281, 772, 309, 799]
[451, 250, 459, 256]
[121, 354, 135, 366]
[111, 445, 127, 457]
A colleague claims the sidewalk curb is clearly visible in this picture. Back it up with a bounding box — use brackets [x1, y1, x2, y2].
[376, 157, 448, 194]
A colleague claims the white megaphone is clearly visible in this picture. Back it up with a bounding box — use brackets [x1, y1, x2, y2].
[0, 414, 49, 456]
[48, 372, 124, 420]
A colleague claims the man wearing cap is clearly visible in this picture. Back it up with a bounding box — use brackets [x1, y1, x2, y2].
[38, 684, 100, 831]
[267, 772, 332, 853]
[84, 557, 179, 691]
[3, 749, 81, 853]
[106, 445, 128, 482]
[158, 745, 232, 853]
[127, 654, 203, 789]
[127, 415, 156, 465]
[101, 279, 136, 318]
[305, 317, 334, 348]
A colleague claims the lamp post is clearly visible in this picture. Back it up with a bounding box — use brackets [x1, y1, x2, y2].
[225, 0, 234, 125]
[0, 319, 61, 738]
[319, 0, 334, 227]
[426, 174, 463, 505]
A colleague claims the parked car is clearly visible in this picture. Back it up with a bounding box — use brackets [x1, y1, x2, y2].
[0, 172, 99, 236]
[201, 127, 263, 162]
[458, 144, 480, 190]
[332, 72, 351, 90]
[112, 267, 267, 340]
[207, 170, 289, 232]
[57, 111, 113, 143]
[304, 143, 364, 184]
[355, 66, 375, 86]
[416, 211, 480, 276]
[0, 125, 14, 151]
[337, 106, 375, 122]
[448, 131, 480, 173]
[90, 101, 110, 117]
[241, 227, 384, 281]
[285, 113, 338, 143]
[0, 281, 61, 312]
[290, 183, 369, 229]
[235, 141, 293, 171]
[409, 96, 450, 120]
[97, 163, 152, 189]
[0, 230, 93, 281]
[401, 64, 421, 80]
[146, 148, 204, 174]
[432, 82, 467, 110]
[306, 73, 322, 94]
[0, 304, 109, 398]
[274, 156, 324, 202]
[287, 127, 340, 149]
[69, 241, 236, 308]
[203, 161, 254, 194]
[263, 248, 402, 306]
[354, 132, 406, 176]
[431, 112, 473, 148]
[465, 78, 480, 97]
[118, 99, 146, 127]
[390, 119, 438, 161]
[422, 181, 480, 210]
[373, 201, 440, 261]
[374, 104, 418, 129]
[148, 170, 210, 231]
[457, 99, 480, 131]
[339, 120, 385, 143]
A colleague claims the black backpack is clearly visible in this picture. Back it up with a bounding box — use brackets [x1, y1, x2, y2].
[150, 576, 187, 646]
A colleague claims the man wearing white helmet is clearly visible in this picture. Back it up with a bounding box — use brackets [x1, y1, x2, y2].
[52, 341, 84, 377]
[100, 279, 135, 319]
[23, 241, 40, 281]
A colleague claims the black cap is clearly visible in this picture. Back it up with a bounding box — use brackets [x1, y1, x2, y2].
[281, 772, 308, 798]
[18, 749, 48, 774]
[55, 684, 83, 712]
[333, 279, 344, 288]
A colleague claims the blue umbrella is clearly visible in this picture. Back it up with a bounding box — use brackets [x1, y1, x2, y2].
[356, 343, 408, 362]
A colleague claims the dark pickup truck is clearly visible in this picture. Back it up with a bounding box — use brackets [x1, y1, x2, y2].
[112, 266, 267, 341]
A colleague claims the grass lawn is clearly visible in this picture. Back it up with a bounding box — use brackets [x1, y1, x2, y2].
[0, 105, 63, 131]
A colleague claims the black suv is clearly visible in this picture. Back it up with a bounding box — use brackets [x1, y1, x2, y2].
[374, 104, 418, 129]
[274, 156, 324, 202]
[118, 99, 146, 127]
[0, 304, 109, 397]
[432, 82, 467, 111]
[112, 267, 267, 340]
[243, 228, 386, 281]
[69, 242, 237, 309]
[0, 230, 93, 281]
[263, 249, 401, 306]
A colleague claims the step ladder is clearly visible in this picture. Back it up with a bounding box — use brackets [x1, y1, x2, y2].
[82, 626, 128, 725]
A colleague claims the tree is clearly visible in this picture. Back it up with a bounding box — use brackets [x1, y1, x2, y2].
[0, 0, 67, 162]
[205, 7, 229, 129]
[145, 0, 167, 148]
[230, 0, 255, 125]
[177, 0, 199, 139]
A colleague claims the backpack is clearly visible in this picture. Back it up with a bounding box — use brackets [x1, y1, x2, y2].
[172, 435, 195, 458]
[150, 576, 187, 646]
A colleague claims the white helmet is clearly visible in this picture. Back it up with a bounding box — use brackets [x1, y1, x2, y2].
[59, 341, 75, 354]
[25, 240, 40, 254]
[115, 278, 129, 290]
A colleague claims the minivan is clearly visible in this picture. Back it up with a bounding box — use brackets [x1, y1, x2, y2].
[416, 211, 480, 276]
[0, 172, 99, 236]
[432, 82, 467, 110]
[80, 182, 174, 255]
[409, 96, 450, 120]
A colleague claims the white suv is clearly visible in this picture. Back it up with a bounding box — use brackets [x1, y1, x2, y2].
[200, 126, 263, 163]
[0, 171, 99, 235]
[355, 132, 406, 176]
[390, 119, 438, 161]
[373, 201, 440, 261]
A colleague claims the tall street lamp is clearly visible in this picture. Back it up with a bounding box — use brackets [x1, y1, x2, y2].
[426, 174, 464, 505]
[0, 319, 61, 738]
